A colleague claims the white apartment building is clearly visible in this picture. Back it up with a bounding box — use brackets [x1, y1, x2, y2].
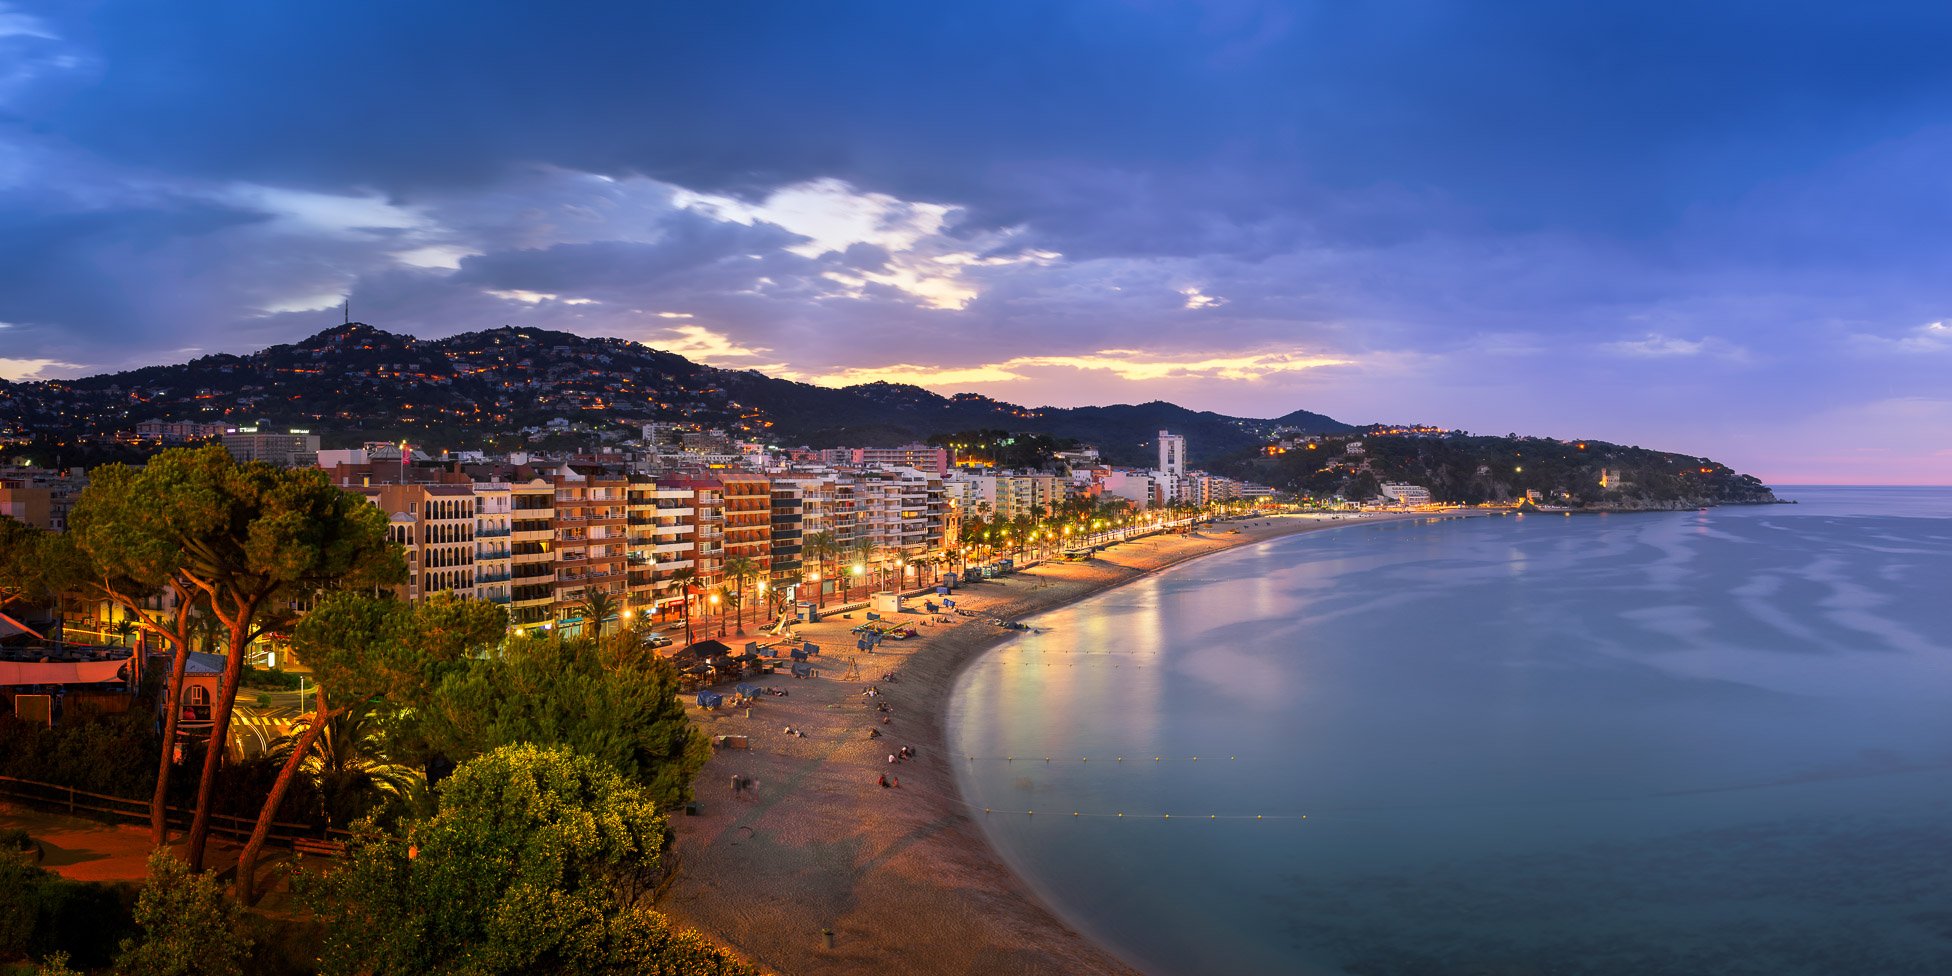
[1380, 483, 1434, 506]
[472, 482, 513, 606]
[1157, 430, 1186, 478]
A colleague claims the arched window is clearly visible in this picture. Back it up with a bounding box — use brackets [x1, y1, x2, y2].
[187, 686, 209, 706]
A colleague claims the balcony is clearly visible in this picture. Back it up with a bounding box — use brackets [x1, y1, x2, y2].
[476, 527, 511, 538]
[475, 572, 512, 584]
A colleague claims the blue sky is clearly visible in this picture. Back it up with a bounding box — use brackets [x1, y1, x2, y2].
[2, 1, 1950, 482]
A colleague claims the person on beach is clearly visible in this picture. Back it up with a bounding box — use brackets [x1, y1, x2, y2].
[888, 753, 896, 764]
[892, 776, 900, 788]
[878, 774, 889, 788]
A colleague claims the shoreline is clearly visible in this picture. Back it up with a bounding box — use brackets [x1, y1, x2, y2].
[655, 511, 1469, 975]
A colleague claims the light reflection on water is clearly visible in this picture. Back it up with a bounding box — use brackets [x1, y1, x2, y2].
[947, 491, 1952, 975]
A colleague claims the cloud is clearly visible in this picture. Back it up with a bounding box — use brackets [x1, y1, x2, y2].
[1600, 333, 1749, 361]
[1852, 320, 1952, 355]
[800, 346, 1351, 388]
[484, 289, 596, 306]
[1180, 286, 1224, 310]
[0, 356, 82, 381]
[645, 324, 778, 367]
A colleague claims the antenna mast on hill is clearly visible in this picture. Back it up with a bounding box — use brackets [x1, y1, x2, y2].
[343, 300, 351, 325]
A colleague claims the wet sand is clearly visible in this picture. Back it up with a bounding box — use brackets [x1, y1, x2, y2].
[656, 512, 1457, 975]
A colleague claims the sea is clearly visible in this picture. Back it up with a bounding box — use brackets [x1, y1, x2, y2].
[947, 487, 1952, 975]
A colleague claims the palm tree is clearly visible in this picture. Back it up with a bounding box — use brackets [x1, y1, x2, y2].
[269, 704, 424, 830]
[801, 531, 836, 608]
[723, 555, 759, 634]
[849, 537, 876, 601]
[578, 588, 619, 643]
[667, 567, 697, 644]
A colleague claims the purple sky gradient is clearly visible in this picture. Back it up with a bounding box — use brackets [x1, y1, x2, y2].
[2, 2, 1950, 483]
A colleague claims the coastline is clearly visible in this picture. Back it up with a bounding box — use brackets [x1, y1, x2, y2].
[654, 511, 1467, 975]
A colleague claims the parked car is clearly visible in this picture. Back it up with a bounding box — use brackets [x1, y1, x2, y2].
[641, 633, 675, 649]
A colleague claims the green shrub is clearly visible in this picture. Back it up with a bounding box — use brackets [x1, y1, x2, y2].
[0, 857, 133, 969]
[239, 666, 302, 691]
[0, 710, 159, 798]
[115, 851, 250, 976]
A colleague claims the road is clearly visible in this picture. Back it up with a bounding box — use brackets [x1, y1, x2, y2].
[227, 685, 309, 758]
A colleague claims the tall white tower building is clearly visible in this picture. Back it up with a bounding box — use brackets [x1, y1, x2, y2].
[1157, 430, 1186, 478]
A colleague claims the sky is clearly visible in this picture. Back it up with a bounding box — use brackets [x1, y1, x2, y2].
[2, 2, 1950, 483]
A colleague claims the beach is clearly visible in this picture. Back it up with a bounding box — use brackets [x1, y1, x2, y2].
[655, 511, 1454, 976]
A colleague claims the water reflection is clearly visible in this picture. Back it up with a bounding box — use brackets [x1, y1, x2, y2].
[948, 495, 1952, 975]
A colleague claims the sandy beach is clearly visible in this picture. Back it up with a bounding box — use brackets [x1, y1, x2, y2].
[656, 511, 1462, 976]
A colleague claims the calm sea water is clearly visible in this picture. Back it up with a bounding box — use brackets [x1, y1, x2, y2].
[947, 487, 1952, 975]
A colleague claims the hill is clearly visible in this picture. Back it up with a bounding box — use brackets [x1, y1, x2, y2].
[1214, 431, 1778, 508]
[0, 323, 1356, 466]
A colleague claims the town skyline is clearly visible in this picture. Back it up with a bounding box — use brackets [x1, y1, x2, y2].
[5, 3, 1952, 485]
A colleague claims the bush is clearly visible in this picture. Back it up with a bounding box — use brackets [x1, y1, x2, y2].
[239, 666, 302, 691]
[0, 709, 159, 798]
[0, 856, 135, 969]
[310, 744, 755, 976]
[116, 851, 250, 976]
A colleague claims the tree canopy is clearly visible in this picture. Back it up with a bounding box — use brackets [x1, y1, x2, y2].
[418, 633, 709, 810]
[310, 744, 757, 976]
[69, 444, 406, 870]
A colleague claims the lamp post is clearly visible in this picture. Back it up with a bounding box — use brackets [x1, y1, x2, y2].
[851, 563, 865, 602]
[709, 592, 723, 638]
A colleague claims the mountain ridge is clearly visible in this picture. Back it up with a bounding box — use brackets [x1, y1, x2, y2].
[0, 323, 1356, 466]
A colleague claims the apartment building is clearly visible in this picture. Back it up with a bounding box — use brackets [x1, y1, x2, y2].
[508, 479, 556, 626]
[949, 472, 1063, 522]
[856, 467, 947, 564]
[472, 482, 513, 605]
[366, 483, 478, 600]
[0, 468, 86, 531]
[818, 443, 950, 476]
[718, 473, 772, 583]
[222, 427, 321, 467]
[768, 481, 803, 592]
[550, 466, 628, 625]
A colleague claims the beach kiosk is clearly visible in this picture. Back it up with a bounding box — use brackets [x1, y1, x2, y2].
[871, 591, 905, 614]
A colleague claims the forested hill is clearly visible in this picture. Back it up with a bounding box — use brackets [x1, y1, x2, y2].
[0, 323, 1355, 466]
[1217, 432, 1778, 507]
